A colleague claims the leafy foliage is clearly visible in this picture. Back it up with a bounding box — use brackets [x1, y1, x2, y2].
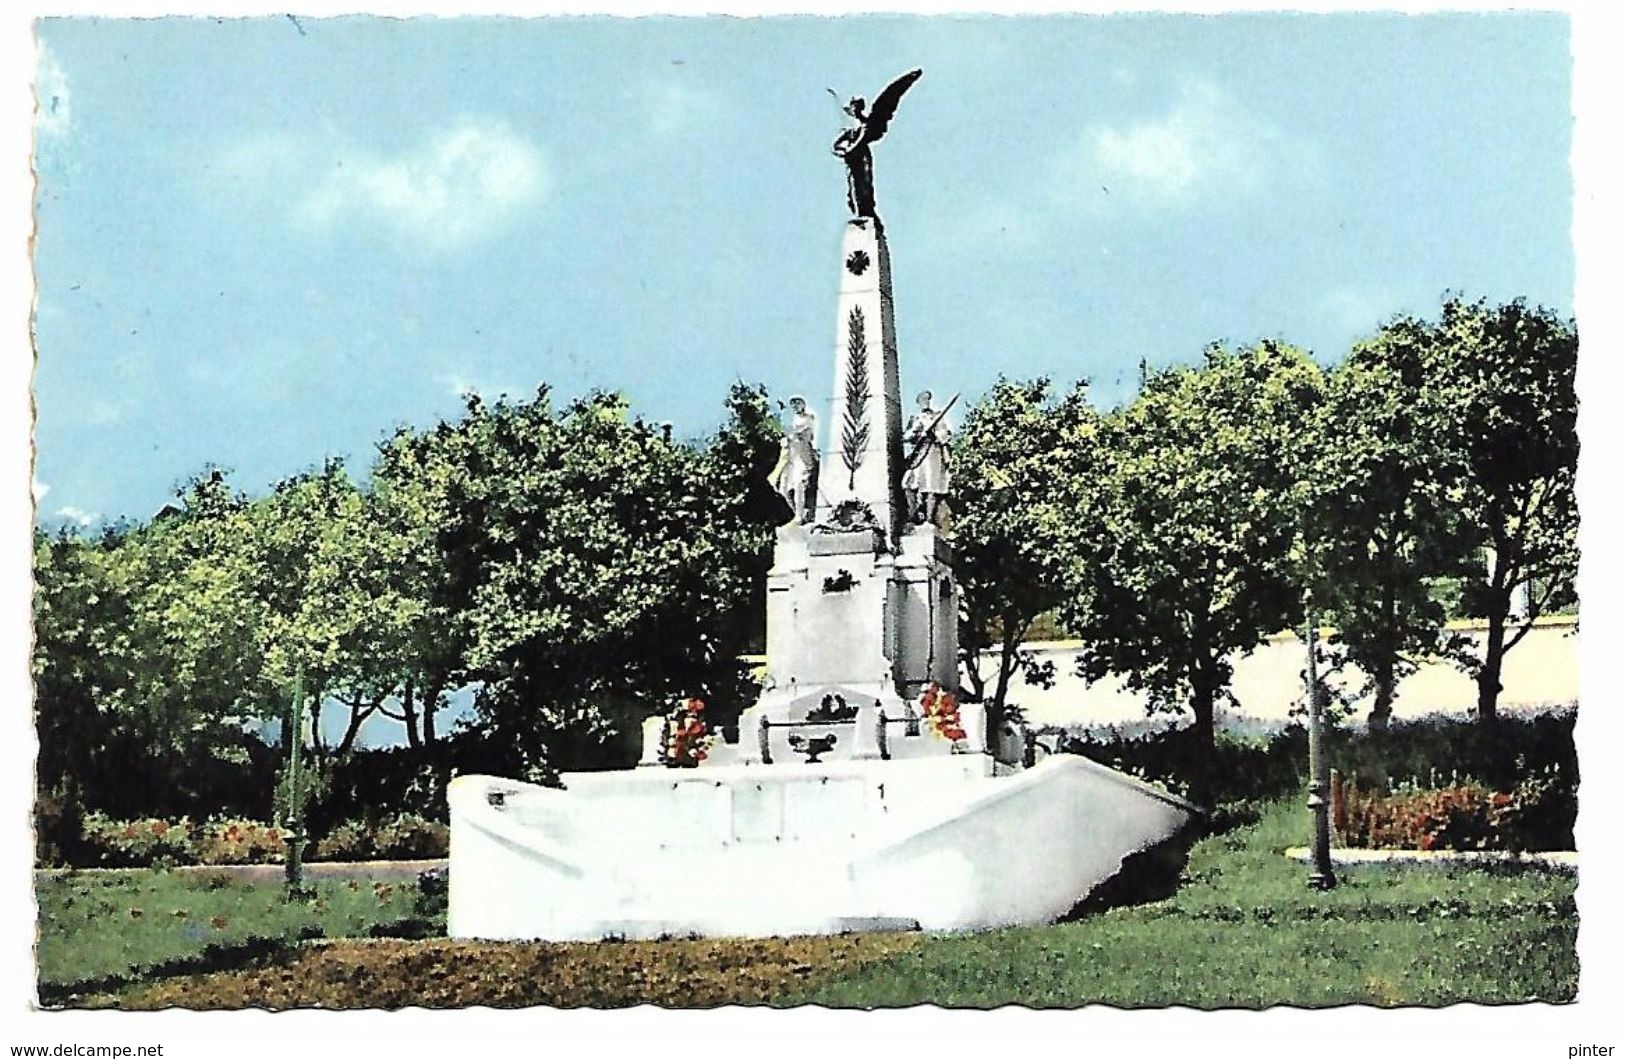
[54, 812, 450, 869]
[1430, 299, 1578, 720]
[367, 384, 781, 783]
[1307, 320, 1477, 729]
[950, 377, 1097, 725]
[1055, 707, 1575, 818]
[31, 291, 1578, 832]
[33, 382, 782, 817]
[1059, 342, 1325, 745]
[33, 510, 284, 821]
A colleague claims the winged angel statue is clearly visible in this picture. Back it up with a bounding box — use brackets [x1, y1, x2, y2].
[831, 69, 923, 221]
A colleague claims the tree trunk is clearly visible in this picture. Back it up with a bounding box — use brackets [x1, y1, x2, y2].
[421, 676, 445, 748]
[307, 691, 328, 764]
[1190, 651, 1219, 747]
[1369, 555, 1397, 733]
[961, 653, 987, 703]
[1369, 657, 1395, 733]
[1477, 608, 1507, 725]
[336, 696, 373, 755]
[1191, 681, 1216, 747]
[400, 678, 421, 750]
[958, 603, 989, 703]
[987, 630, 1021, 758]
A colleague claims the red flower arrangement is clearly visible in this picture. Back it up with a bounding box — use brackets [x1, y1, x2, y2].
[918, 683, 967, 745]
[660, 697, 713, 767]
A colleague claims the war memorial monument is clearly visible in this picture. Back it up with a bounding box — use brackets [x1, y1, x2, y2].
[446, 71, 1199, 941]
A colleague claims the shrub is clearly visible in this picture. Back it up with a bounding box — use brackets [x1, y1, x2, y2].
[54, 811, 449, 868]
[190, 819, 287, 865]
[34, 782, 86, 867]
[307, 746, 457, 834]
[1495, 763, 1578, 851]
[1328, 708, 1576, 797]
[1055, 706, 1576, 817]
[413, 866, 449, 920]
[1059, 724, 1305, 808]
[312, 821, 374, 863]
[311, 815, 447, 862]
[372, 815, 449, 860]
[79, 813, 197, 868]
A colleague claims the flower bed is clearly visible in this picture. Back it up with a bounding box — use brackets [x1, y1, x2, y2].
[66, 813, 448, 869]
[1331, 765, 1574, 853]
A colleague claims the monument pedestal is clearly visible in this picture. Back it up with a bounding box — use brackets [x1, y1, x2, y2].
[740, 519, 962, 766]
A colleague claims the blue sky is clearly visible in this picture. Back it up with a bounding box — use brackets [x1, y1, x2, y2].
[31, 12, 1572, 527]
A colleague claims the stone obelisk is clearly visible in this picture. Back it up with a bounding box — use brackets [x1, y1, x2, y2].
[742, 69, 965, 763]
[821, 219, 907, 541]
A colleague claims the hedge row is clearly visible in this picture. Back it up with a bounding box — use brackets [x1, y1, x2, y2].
[57, 813, 448, 869]
[1057, 707, 1576, 813]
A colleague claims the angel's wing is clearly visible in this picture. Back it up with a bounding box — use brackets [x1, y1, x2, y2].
[863, 68, 923, 143]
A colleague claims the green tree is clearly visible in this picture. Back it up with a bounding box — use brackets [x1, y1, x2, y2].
[685, 382, 788, 716]
[371, 385, 782, 781]
[1432, 298, 1578, 723]
[47, 472, 283, 817]
[950, 377, 1101, 733]
[32, 527, 133, 811]
[119, 471, 271, 748]
[248, 459, 416, 758]
[1307, 319, 1476, 731]
[1060, 342, 1325, 746]
[369, 410, 487, 753]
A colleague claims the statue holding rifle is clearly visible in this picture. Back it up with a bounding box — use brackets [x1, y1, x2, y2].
[903, 390, 954, 526]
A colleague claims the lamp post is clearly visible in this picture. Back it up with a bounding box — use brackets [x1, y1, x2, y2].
[283, 671, 307, 899]
[1304, 596, 1336, 891]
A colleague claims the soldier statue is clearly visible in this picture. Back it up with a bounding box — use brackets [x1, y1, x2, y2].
[774, 395, 820, 524]
[903, 390, 952, 526]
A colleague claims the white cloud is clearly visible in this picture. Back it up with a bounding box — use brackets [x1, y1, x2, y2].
[219, 119, 547, 252]
[301, 120, 545, 249]
[1065, 79, 1301, 209]
[633, 78, 724, 137]
[928, 78, 1312, 256]
[55, 505, 97, 527]
[32, 479, 50, 504]
[34, 42, 71, 140]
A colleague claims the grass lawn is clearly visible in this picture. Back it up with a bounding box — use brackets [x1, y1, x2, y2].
[797, 797, 1579, 1008]
[37, 796, 1578, 1009]
[34, 867, 428, 1004]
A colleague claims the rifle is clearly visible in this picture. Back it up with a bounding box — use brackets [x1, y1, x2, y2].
[903, 393, 960, 472]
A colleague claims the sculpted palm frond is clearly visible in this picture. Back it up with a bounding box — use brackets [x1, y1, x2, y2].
[841, 306, 870, 488]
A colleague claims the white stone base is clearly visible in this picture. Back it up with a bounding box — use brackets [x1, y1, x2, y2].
[447, 755, 1197, 941]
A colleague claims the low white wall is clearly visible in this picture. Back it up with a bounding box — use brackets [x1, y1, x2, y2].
[447, 755, 1196, 941]
[993, 617, 1578, 729]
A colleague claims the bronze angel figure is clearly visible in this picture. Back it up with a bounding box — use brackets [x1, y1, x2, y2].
[831, 68, 923, 221]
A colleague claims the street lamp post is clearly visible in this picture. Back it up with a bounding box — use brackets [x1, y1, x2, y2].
[1305, 598, 1336, 891]
[283, 671, 308, 899]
